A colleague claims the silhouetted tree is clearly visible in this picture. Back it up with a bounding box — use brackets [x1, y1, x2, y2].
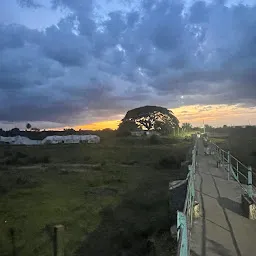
[117, 119, 139, 136]
[26, 123, 31, 130]
[118, 106, 179, 135]
[10, 128, 20, 136]
[63, 128, 76, 135]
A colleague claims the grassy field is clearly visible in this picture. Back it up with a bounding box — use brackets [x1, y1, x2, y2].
[209, 127, 256, 184]
[0, 134, 192, 256]
[210, 129, 256, 168]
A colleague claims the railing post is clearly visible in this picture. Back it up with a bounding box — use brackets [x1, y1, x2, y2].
[190, 178, 195, 226]
[236, 161, 239, 182]
[177, 211, 188, 255]
[177, 211, 181, 241]
[247, 166, 253, 199]
[227, 151, 230, 181]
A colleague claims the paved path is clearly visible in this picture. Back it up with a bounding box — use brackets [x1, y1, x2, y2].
[190, 138, 256, 256]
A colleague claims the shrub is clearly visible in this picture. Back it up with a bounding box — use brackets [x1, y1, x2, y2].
[84, 156, 91, 162]
[0, 185, 8, 194]
[42, 155, 50, 163]
[4, 155, 19, 165]
[149, 134, 162, 145]
[251, 151, 256, 157]
[3, 150, 13, 157]
[157, 155, 180, 169]
[116, 130, 131, 137]
[121, 160, 138, 165]
[16, 174, 39, 188]
[15, 152, 28, 158]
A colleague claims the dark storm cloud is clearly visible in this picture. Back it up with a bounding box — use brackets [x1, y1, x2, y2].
[41, 22, 89, 66]
[1, 0, 256, 125]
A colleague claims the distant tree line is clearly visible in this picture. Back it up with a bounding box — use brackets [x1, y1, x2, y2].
[0, 126, 113, 140]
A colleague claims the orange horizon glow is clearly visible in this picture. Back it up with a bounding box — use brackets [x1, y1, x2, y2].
[48, 104, 256, 131]
[75, 120, 120, 131]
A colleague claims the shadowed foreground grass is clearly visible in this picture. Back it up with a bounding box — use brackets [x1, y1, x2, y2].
[0, 136, 192, 256]
[210, 129, 256, 184]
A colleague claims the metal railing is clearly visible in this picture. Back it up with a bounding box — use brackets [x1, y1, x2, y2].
[176, 140, 197, 256]
[210, 140, 256, 203]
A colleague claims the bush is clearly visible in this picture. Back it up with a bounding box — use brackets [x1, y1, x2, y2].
[3, 150, 13, 157]
[3, 152, 51, 165]
[42, 155, 50, 163]
[0, 185, 8, 194]
[15, 152, 28, 158]
[157, 155, 180, 169]
[4, 155, 19, 165]
[251, 151, 256, 157]
[84, 156, 91, 162]
[116, 130, 131, 137]
[15, 174, 39, 188]
[149, 134, 162, 145]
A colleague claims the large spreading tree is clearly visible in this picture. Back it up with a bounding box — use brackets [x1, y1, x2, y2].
[118, 105, 179, 135]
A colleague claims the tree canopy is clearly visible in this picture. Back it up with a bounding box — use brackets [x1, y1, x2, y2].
[26, 123, 31, 130]
[118, 105, 179, 135]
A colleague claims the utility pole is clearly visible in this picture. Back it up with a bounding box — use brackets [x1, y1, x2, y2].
[203, 120, 205, 134]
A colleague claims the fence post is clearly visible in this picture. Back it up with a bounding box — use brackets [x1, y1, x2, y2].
[9, 228, 16, 256]
[53, 225, 65, 256]
[236, 161, 239, 182]
[177, 211, 181, 241]
[247, 166, 253, 199]
[177, 211, 188, 254]
[227, 151, 230, 181]
[190, 176, 195, 226]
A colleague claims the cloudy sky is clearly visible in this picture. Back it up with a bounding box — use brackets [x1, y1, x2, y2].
[1, 0, 256, 130]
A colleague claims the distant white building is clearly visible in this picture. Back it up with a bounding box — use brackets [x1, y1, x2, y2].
[0, 135, 100, 145]
[42, 135, 100, 144]
[0, 136, 41, 145]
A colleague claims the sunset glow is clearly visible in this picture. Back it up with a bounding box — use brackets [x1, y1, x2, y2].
[1, 1, 256, 131]
[73, 104, 256, 131]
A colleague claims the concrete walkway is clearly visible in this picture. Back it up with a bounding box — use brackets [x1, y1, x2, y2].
[190, 138, 256, 256]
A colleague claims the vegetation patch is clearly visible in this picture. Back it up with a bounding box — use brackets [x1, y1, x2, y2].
[0, 133, 191, 256]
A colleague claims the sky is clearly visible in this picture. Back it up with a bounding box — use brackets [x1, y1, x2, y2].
[0, 0, 256, 130]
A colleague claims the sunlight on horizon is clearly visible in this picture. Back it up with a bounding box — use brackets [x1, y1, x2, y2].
[69, 104, 256, 131]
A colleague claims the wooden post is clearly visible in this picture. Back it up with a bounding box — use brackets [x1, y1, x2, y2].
[9, 228, 16, 256]
[53, 225, 64, 256]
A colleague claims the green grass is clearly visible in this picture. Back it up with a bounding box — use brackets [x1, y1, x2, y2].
[210, 130, 256, 185]
[0, 135, 192, 256]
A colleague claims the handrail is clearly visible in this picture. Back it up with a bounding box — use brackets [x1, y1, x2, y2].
[176, 138, 197, 256]
[209, 139, 256, 203]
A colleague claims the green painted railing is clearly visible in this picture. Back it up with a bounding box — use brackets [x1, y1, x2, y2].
[209, 140, 256, 203]
[176, 140, 197, 256]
